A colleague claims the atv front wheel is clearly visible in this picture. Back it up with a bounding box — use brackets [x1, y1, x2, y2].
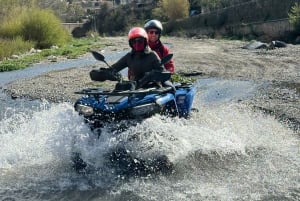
[71, 152, 87, 173]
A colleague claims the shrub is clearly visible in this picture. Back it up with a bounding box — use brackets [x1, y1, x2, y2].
[288, 3, 300, 33]
[155, 0, 189, 21]
[21, 9, 71, 49]
[0, 37, 33, 60]
[1, 6, 71, 49]
[0, 7, 25, 38]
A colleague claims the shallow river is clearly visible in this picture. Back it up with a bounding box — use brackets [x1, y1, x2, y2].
[0, 56, 299, 201]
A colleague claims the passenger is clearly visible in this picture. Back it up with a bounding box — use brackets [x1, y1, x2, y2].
[110, 27, 164, 83]
[144, 19, 175, 74]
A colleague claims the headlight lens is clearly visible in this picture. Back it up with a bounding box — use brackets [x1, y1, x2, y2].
[75, 104, 94, 116]
[130, 103, 158, 117]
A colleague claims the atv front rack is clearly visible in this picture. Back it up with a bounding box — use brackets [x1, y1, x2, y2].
[75, 86, 174, 96]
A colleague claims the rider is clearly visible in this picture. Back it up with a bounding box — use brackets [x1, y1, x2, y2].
[110, 27, 164, 83]
[144, 19, 175, 74]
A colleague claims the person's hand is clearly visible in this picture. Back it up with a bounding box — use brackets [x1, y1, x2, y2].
[99, 67, 113, 72]
[99, 68, 121, 81]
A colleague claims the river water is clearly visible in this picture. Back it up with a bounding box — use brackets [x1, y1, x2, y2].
[0, 56, 299, 201]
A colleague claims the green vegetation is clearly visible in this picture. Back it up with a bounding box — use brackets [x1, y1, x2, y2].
[288, 2, 300, 34]
[0, 0, 73, 71]
[0, 37, 34, 60]
[94, 3, 153, 36]
[0, 37, 103, 72]
[0, 6, 71, 49]
[171, 73, 196, 84]
[20, 9, 71, 49]
[153, 0, 189, 21]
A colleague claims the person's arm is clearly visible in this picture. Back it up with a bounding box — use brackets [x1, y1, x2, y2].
[164, 59, 175, 73]
[111, 53, 129, 72]
[151, 52, 164, 72]
[162, 45, 175, 73]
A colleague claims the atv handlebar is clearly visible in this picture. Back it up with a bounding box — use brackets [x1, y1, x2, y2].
[89, 51, 172, 85]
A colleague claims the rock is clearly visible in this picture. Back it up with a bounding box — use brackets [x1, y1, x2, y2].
[295, 36, 300, 44]
[48, 55, 57, 62]
[51, 45, 59, 49]
[242, 41, 269, 50]
[10, 55, 19, 59]
[271, 40, 287, 48]
[29, 48, 37, 54]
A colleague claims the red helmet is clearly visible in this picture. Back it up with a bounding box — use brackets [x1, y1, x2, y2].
[128, 27, 148, 41]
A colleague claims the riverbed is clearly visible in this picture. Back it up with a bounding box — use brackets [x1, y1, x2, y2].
[0, 36, 299, 201]
[3, 36, 300, 130]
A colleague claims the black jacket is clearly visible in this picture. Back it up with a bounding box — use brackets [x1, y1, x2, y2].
[111, 47, 163, 81]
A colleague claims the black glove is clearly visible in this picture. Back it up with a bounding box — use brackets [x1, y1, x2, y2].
[90, 68, 121, 81]
[101, 68, 121, 81]
[99, 67, 115, 72]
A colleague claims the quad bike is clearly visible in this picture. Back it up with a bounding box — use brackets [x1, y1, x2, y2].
[72, 51, 196, 175]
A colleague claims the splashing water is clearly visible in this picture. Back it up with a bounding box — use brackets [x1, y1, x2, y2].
[0, 84, 299, 200]
[114, 103, 299, 201]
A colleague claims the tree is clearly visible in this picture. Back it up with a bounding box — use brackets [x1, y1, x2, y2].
[201, 0, 222, 12]
[155, 0, 189, 21]
[189, 0, 202, 12]
[288, 2, 300, 33]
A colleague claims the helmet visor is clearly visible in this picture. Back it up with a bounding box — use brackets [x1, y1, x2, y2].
[130, 37, 145, 52]
[130, 37, 144, 44]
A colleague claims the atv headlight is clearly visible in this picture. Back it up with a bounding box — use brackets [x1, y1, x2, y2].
[130, 103, 158, 117]
[75, 104, 94, 116]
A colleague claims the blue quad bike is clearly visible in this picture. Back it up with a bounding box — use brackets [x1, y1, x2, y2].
[72, 51, 196, 175]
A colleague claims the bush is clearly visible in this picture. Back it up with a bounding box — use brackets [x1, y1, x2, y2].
[0, 7, 25, 38]
[94, 4, 149, 36]
[21, 9, 71, 49]
[156, 0, 189, 21]
[0, 6, 71, 53]
[288, 3, 300, 33]
[0, 37, 33, 60]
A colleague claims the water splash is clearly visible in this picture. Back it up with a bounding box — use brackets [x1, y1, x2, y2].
[115, 102, 299, 200]
[0, 86, 299, 200]
[0, 102, 90, 169]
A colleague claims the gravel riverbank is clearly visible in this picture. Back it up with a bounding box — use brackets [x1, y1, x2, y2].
[3, 36, 300, 131]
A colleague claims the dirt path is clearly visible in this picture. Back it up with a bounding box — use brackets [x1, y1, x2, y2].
[3, 36, 300, 131]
